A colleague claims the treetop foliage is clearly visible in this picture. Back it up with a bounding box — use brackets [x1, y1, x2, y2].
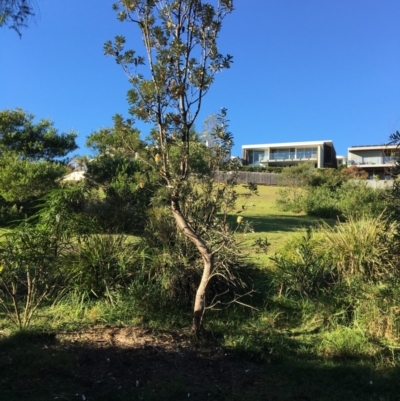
[0, 108, 78, 161]
[86, 114, 145, 157]
[0, 0, 35, 36]
[105, 0, 234, 185]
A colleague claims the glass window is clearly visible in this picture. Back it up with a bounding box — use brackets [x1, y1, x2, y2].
[297, 149, 305, 159]
[270, 148, 293, 159]
[297, 148, 317, 159]
[248, 150, 265, 165]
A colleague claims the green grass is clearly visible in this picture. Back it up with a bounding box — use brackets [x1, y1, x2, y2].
[234, 185, 325, 264]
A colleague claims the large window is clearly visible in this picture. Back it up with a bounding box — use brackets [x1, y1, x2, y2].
[248, 150, 265, 165]
[296, 148, 317, 159]
[270, 148, 295, 160]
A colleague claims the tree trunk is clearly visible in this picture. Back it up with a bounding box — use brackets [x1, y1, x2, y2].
[192, 252, 214, 332]
[171, 195, 214, 333]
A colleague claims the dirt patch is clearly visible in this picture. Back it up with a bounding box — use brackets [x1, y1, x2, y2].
[52, 325, 265, 400]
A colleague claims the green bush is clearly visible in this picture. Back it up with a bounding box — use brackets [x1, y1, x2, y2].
[275, 187, 304, 213]
[301, 185, 341, 218]
[337, 181, 388, 219]
[68, 234, 138, 303]
[0, 224, 70, 329]
[270, 229, 336, 299]
[85, 156, 156, 233]
[320, 214, 398, 283]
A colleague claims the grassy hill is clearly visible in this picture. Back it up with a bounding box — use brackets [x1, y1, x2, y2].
[1, 186, 400, 400]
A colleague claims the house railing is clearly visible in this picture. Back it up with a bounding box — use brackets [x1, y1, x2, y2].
[348, 156, 398, 166]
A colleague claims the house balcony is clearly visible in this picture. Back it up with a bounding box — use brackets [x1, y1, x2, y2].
[260, 153, 318, 164]
[347, 157, 398, 168]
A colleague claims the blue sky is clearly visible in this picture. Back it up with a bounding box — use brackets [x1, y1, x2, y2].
[1, 0, 400, 158]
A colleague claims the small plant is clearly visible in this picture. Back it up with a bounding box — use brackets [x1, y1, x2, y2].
[0, 225, 66, 329]
[252, 237, 270, 254]
[0, 186, 94, 329]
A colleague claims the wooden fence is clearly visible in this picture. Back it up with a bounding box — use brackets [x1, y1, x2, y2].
[214, 171, 279, 185]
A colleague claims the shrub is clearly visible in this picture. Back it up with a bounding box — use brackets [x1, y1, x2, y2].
[68, 234, 138, 303]
[0, 224, 69, 329]
[337, 181, 388, 219]
[0, 200, 23, 225]
[301, 186, 341, 218]
[320, 214, 398, 283]
[136, 201, 254, 307]
[85, 155, 156, 233]
[0, 186, 97, 328]
[270, 229, 336, 299]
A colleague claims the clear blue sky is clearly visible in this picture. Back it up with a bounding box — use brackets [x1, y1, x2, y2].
[1, 0, 400, 158]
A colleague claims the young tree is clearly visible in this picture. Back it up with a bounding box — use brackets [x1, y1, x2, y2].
[105, 0, 234, 332]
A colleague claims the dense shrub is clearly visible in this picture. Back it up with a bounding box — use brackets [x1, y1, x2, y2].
[134, 183, 254, 308]
[321, 214, 398, 283]
[270, 214, 400, 341]
[0, 224, 71, 329]
[301, 186, 341, 218]
[336, 181, 389, 219]
[276, 165, 389, 219]
[85, 156, 156, 233]
[68, 234, 138, 303]
[271, 229, 336, 299]
[0, 187, 89, 328]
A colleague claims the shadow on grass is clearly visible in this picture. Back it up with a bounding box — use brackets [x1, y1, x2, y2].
[245, 214, 323, 233]
[1, 328, 400, 401]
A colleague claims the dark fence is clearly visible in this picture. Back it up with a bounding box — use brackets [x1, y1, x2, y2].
[214, 171, 279, 185]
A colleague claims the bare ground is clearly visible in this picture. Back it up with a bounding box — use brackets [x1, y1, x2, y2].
[2, 325, 397, 401]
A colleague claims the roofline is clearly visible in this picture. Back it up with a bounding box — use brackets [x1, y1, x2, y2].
[349, 145, 398, 151]
[242, 140, 333, 149]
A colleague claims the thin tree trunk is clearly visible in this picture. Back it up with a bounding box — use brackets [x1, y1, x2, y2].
[192, 252, 214, 332]
[171, 195, 214, 333]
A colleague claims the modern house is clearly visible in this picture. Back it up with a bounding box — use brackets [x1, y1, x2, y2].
[347, 144, 399, 180]
[242, 140, 337, 168]
[336, 155, 347, 166]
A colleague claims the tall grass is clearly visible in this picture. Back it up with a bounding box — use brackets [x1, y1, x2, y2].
[320, 214, 398, 282]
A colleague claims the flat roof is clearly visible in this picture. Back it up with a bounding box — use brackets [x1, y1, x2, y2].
[349, 144, 398, 151]
[242, 140, 333, 149]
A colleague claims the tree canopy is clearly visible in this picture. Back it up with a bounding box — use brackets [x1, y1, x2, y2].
[0, 109, 77, 207]
[0, 108, 78, 161]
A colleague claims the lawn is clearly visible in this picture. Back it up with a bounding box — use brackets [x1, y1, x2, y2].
[234, 184, 324, 264]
